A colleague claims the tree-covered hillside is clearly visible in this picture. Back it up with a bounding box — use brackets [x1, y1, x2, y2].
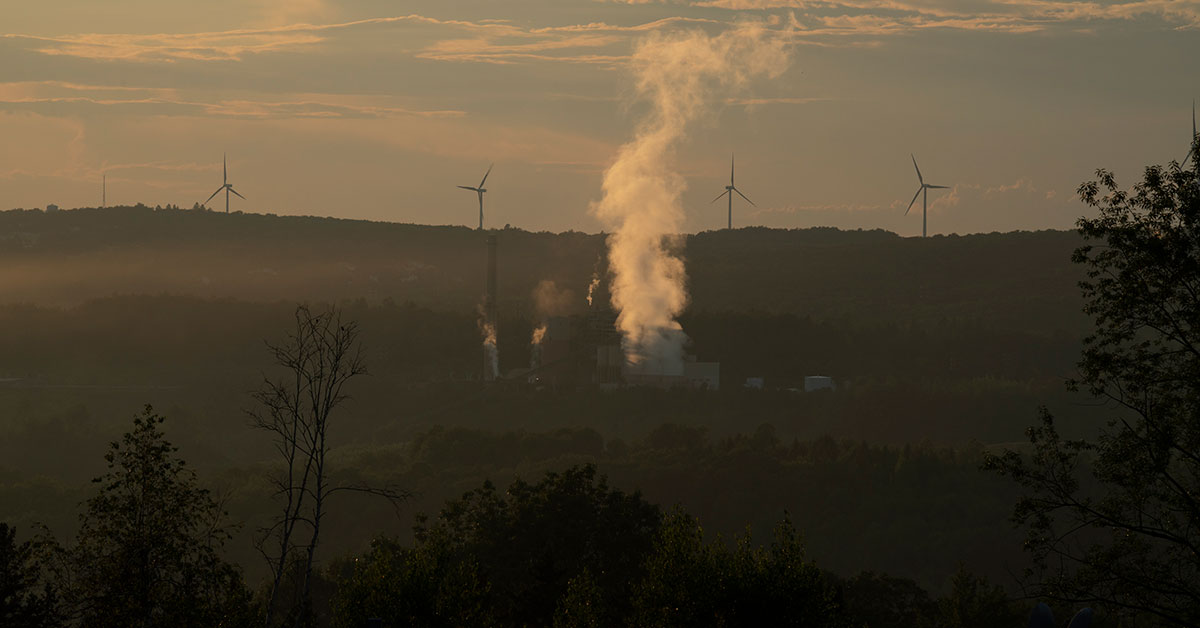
[0, 206, 1085, 334]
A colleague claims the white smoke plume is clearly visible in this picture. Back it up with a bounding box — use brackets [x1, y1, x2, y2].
[478, 301, 498, 379]
[532, 279, 575, 317]
[530, 279, 572, 369]
[481, 319, 499, 379]
[530, 323, 547, 369]
[590, 24, 790, 375]
[586, 273, 601, 307]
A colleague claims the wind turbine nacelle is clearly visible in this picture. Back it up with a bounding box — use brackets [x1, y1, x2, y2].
[726, 185, 735, 191]
[479, 188, 487, 193]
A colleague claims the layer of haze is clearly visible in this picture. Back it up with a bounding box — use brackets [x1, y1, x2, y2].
[1, 0, 1198, 236]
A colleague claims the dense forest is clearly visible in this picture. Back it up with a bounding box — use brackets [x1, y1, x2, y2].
[4, 186, 1192, 626]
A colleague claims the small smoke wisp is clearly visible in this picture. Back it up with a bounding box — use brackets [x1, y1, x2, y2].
[477, 304, 499, 379]
[530, 323, 547, 368]
[529, 280, 571, 369]
[533, 279, 575, 317]
[481, 320, 499, 379]
[586, 273, 601, 307]
[590, 24, 789, 375]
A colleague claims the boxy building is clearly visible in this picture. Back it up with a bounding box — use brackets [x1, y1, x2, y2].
[804, 376, 835, 392]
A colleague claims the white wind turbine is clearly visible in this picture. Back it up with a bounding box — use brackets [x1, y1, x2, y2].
[710, 154, 755, 229]
[203, 153, 246, 213]
[905, 154, 949, 238]
[457, 163, 493, 230]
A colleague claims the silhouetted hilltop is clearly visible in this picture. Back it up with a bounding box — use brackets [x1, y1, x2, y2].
[0, 206, 1085, 334]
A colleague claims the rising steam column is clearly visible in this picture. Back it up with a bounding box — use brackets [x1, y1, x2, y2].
[483, 234, 499, 382]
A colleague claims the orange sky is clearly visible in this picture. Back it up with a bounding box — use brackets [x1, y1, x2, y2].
[1, 0, 1197, 235]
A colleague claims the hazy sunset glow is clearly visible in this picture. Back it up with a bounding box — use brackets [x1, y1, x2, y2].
[3, 0, 1197, 235]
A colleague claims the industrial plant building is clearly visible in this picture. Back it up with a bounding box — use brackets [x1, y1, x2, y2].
[484, 234, 719, 390]
[528, 312, 720, 391]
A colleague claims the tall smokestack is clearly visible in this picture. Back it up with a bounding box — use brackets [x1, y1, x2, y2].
[483, 234, 499, 381]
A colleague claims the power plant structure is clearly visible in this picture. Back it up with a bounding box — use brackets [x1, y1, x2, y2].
[525, 295, 719, 391]
[527, 309, 624, 388]
[480, 236, 718, 390]
[483, 234, 499, 382]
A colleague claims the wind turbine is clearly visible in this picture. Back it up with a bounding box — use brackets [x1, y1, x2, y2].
[457, 163, 493, 230]
[710, 154, 755, 229]
[905, 154, 949, 238]
[1183, 100, 1197, 168]
[203, 153, 246, 213]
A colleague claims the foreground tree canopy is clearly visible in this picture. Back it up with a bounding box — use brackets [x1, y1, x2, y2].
[333, 464, 852, 628]
[37, 406, 256, 628]
[987, 155, 1200, 625]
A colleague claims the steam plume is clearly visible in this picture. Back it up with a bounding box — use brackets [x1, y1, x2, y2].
[481, 321, 498, 379]
[530, 323, 547, 369]
[532, 279, 574, 317]
[530, 280, 571, 369]
[590, 24, 789, 375]
[586, 273, 601, 307]
[477, 306, 498, 379]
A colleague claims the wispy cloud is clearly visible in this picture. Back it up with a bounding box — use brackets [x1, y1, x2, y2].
[0, 81, 464, 119]
[727, 95, 835, 105]
[3, 14, 727, 66]
[3, 15, 468, 63]
[612, 0, 1200, 36]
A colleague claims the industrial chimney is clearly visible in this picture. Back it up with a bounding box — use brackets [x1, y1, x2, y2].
[483, 234, 498, 381]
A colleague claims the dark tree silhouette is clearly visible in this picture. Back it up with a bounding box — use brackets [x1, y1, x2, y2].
[840, 571, 937, 628]
[987, 152, 1200, 625]
[335, 465, 659, 628]
[630, 508, 844, 628]
[0, 523, 59, 627]
[38, 406, 255, 628]
[251, 305, 407, 627]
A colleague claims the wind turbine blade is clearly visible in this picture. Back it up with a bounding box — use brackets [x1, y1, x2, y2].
[711, 190, 730, 204]
[229, 188, 246, 200]
[223, 153, 227, 184]
[733, 187, 755, 207]
[730, 153, 735, 186]
[926, 185, 950, 189]
[905, 187, 922, 215]
[479, 163, 493, 188]
[204, 187, 223, 205]
[458, 186, 478, 191]
[911, 154, 924, 185]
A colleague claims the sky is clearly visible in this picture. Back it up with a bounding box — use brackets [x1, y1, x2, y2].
[0, 0, 1197, 236]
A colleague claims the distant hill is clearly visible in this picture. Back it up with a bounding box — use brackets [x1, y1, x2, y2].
[0, 205, 1086, 334]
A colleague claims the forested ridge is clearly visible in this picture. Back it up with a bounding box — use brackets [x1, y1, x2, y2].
[0, 206, 1085, 333]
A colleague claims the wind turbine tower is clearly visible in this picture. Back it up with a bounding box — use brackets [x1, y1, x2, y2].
[905, 154, 949, 238]
[458, 163, 493, 230]
[710, 154, 755, 229]
[203, 153, 246, 213]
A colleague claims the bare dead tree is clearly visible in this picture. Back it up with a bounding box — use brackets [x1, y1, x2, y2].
[249, 305, 408, 628]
